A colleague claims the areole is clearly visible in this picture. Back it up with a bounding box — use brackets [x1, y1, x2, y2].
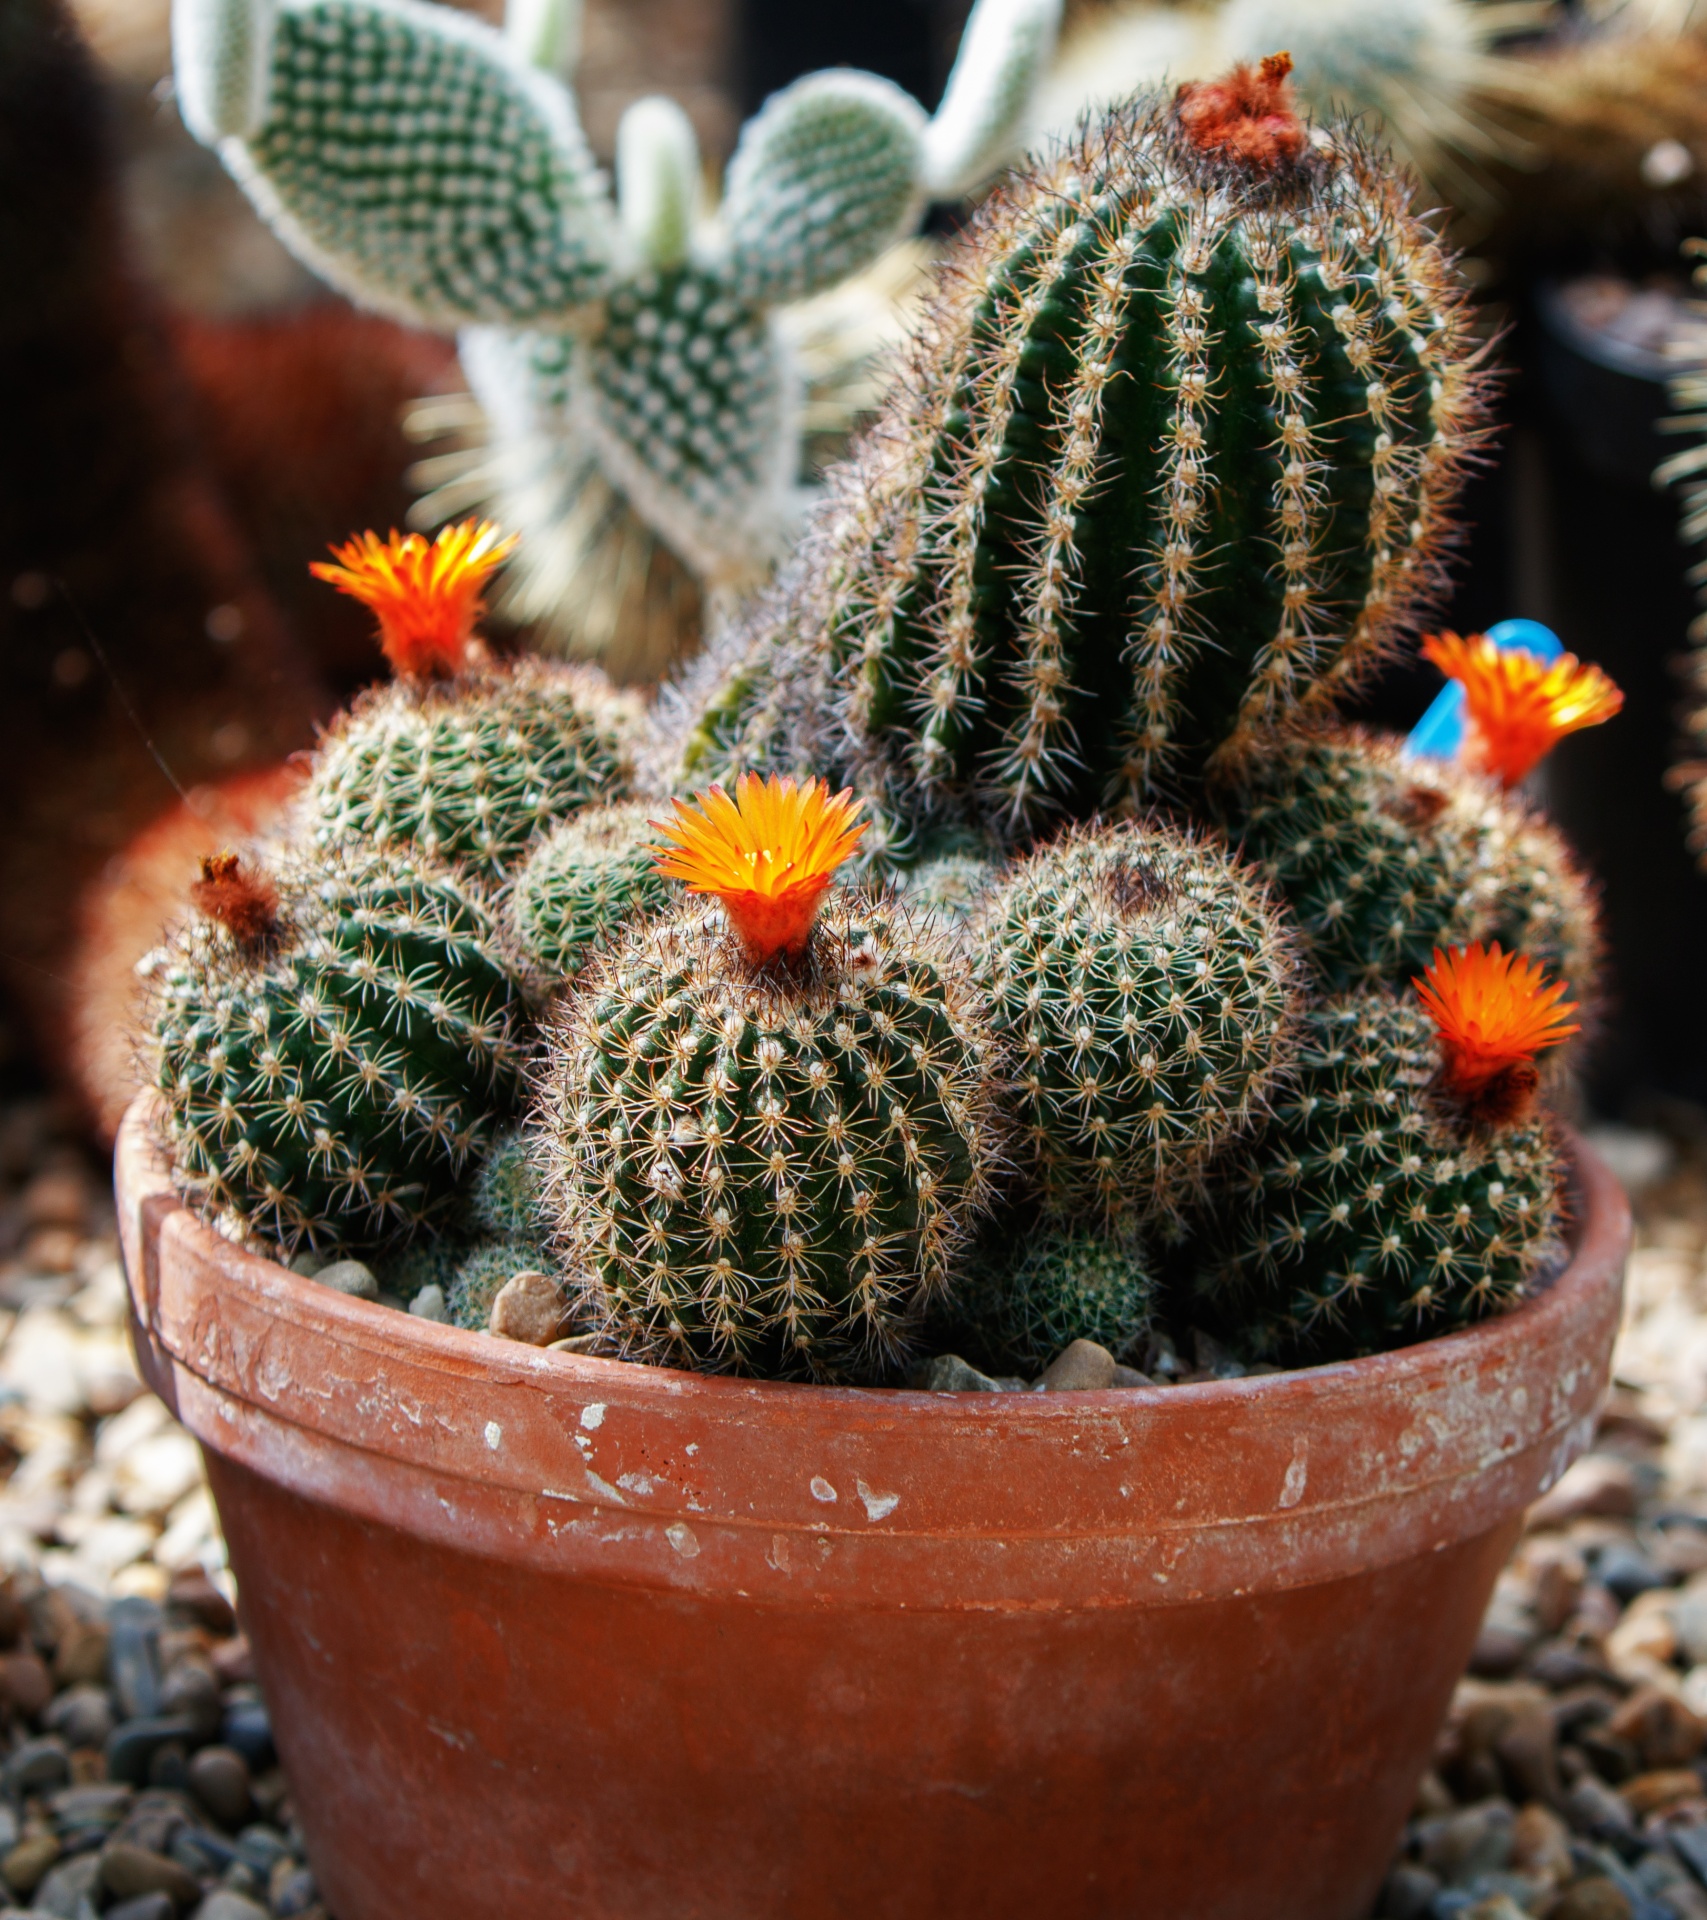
[116, 1096, 1629, 1920]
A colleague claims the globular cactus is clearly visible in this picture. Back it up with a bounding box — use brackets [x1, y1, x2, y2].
[899, 850, 997, 926]
[1224, 727, 1602, 1003]
[447, 1237, 554, 1332]
[171, 0, 1062, 661]
[507, 801, 672, 983]
[538, 774, 1002, 1381]
[1207, 949, 1573, 1353]
[304, 522, 634, 880]
[677, 56, 1492, 836]
[144, 845, 525, 1254]
[969, 820, 1298, 1224]
[471, 1121, 549, 1242]
[955, 1219, 1155, 1373]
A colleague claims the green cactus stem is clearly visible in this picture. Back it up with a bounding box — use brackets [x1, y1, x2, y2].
[506, 800, 672, 981]
[969, 819, 1299, 1224]
[1206, 987, 1565, 1353]
[674, 58, 1492, 835]
[145, 843, 525, 1254]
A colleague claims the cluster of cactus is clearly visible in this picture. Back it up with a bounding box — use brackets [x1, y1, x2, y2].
[141, 61, 1617, 1385]
[170, 0, 1062, 663]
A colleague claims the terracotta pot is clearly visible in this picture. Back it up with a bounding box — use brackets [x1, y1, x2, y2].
[115, 1098, 1630, 1920]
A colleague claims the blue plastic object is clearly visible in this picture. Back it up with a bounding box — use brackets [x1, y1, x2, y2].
[1405, 619, 1564, 763]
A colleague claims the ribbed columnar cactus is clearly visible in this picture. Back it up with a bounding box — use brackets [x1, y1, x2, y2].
[678, 55, 1492, 833]
[303, 522, 632, 880]
[970, 820, 1297, 1223]
[171, 0, 1061, 658]
[1225, 727, 1602, 1001]
[538, 774, 1002, 1380]
[144, 845, 524, 1253]
[1209, 949, 1572, 1351]
[507, 801, 673, 982]
[958, 1219, 1156, 1372]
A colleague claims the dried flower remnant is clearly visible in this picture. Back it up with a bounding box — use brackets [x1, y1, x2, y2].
[1414, 941, 1579, 1127]
[310, 520, 519, 679]
[1175, 51, 1308, 169]
[650, 773, 866, 966]
[1421, 630, 1623, 788]
[189, 851, 278, 950]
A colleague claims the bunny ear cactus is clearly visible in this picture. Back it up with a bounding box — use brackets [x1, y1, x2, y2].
[1207, 947, 1572, 1356]
[676, 53, 1493, 834]
[144, 843, 525, 1255]
[171, 0, 1062, 665]
[537, 773, 1003, 1381]
[302, 522, 636, 881]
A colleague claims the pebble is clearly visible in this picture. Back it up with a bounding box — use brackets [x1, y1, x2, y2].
[31, 1850, 99, 1917]
[38, 1681, 106, 1753]
[1597, 1543, 1672, 1604]
[408, 1284, 447, 1322]
[1, 1832, 59, 1897]
[219, 1702, 274, 1773]
[312, 1260, 378, 1301]
[186, 1747, 251, 1831]
[194, 1893, 269, 1920]
[923, 1354, 1002, 1391]
[107, 1597, 161, 1718]
[1036, 1340, 1117, 1392]
[488, 1270, 567, 1345]
[98, 1840, 202, 1908]
[1378, 1862, 1440, 1917]
[1530, 1456, 1641, 1528]
[0, 1646, 51, 1717]
[106, 1896, 176, 1920]
[2, 1734, 68, 1794]
[105, 1716, 195, 1788]
[1550, 1881, 1634, 1920]
[159, 1661, 222, 1744]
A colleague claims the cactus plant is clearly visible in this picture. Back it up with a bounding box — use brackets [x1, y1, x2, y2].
[447, 1237, 556, 1332]
[674, 55, 1494, 838]
[1206, 949, 1572, 1353]
[537, 773, 1002, 1381]
[1224, 726, 1602, 1002]
[507, 800, 673, 982]
[303, 522, 634, 880]
[969, 819, 1298, 1225]
[144, 844, 525, 1254]
[170, 0, 1061, 663]
[955, 1218, 1156, 1373]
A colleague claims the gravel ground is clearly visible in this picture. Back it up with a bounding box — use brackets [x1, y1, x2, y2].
[7, 1089, 1707, 1919]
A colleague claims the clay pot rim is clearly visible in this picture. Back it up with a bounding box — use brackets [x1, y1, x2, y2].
[123, 1093, 1623, 1417]
[119, 1097, 1628, 1598]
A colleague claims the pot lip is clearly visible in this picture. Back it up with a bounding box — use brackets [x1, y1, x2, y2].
[119, 1095, 1630, 1423]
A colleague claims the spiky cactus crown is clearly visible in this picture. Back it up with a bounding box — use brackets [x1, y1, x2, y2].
[172, 0, 1061, 658]
[1224, 727, 1602, 1006]
[506, 800, 673, 984]
[673, 67, 1493, 839]
[537, 889, 1003, 1382]
[1206, 986, 1566, 1354]
[304, 653, 634, 883]
[969, 819, 1299, 1225]
[144, 840, 525, 1254]
[954, 1218, 1156, 1374]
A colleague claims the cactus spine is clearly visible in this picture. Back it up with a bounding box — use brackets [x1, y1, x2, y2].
[538, 777, 1002, 1380]
[1207, 983, 1566, 1352]
[172, 0, 1061, 659]
[306, 657, 632, 882]
[957, 1219, 1155, 1372]
[507, 801, 673, 982]
[146, 845, 525, 1254]
[678, 59, 1491, 834]
[969, 820, 1298, 1223]
[1225, 728, 1601, 1002]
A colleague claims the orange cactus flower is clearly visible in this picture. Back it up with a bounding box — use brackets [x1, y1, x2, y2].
[650, 773, 867, 967]
[310, 519, 519, 678]
[1414, 942, 1580, 1125]
[1421, 630, 1623, 788]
